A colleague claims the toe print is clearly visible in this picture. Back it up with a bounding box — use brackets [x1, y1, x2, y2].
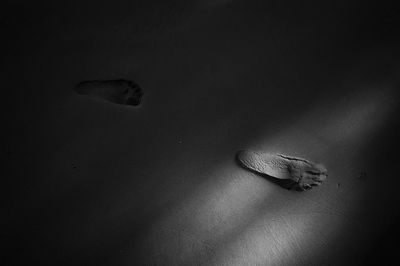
[236, 150, 327, 191]
[74, 79, 143, 106]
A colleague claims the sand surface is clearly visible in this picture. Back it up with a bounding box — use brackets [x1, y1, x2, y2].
[3, 1, 400, 265]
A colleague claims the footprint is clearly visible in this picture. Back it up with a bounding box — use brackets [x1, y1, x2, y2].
[74, 79, 143, 106]
[236, 150, 327, 191]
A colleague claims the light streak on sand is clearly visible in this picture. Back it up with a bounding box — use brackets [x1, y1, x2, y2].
[207, 88, 397, 265]
[128, 88, 397, 265]
[210, 210, 346, 266]
[243, 88, 398, 164]
[139, 162, 275, 265]
[316, 88, 397, 145]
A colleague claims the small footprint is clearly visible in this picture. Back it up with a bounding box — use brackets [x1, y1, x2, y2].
[74, 79, 143, 106]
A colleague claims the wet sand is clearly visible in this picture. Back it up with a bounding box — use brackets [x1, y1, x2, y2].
[3, 0, 400, 265]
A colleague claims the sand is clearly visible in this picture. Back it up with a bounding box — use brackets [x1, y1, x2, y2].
[3, 0, 400, 265]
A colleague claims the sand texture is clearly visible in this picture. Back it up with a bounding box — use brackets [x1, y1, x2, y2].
[3, 0, 400, 265]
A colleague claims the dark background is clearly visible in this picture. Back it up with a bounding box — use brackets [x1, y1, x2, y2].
[2, 1, 400, 265]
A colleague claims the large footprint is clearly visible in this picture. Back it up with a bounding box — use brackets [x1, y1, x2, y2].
[74, 79, 143, 106]
[236, 150, 327, 191]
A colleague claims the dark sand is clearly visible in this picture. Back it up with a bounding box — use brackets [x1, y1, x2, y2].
[3, 0, 400, 265]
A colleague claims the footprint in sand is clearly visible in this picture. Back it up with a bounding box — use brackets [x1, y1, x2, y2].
[74, 79, 143, 106]
[236, 150, 327, 191]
